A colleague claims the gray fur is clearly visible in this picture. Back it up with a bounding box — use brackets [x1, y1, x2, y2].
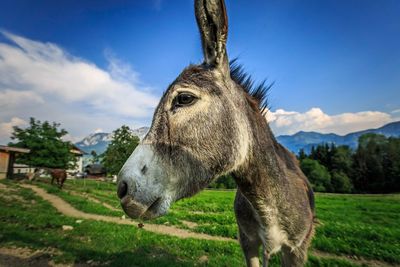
[117, 0, 314, 266]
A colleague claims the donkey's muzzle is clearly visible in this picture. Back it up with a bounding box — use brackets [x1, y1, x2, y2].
[120, 195, 149, 219]
[117, 180, 147, 218]
[116, 144, 171, 220]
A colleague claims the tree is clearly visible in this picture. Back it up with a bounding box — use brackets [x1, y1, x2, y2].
[90, 150, 100, 164]
[327, 145, 354, 192]
[331, 171, 353, 193]
[385, 137, 400, 192]
[331, 145, 353, 174]
[298, 149, 307, 161]
[300, 158, 331, 192]
[9, 117, 76, 169]
[102, 125, 140, 175]
[312, 143, 333, 169]
[353, 134, 387, 193]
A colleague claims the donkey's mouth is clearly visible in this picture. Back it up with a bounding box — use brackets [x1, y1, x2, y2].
[120, 196, 166, 220]
[141, 197, 162, 219]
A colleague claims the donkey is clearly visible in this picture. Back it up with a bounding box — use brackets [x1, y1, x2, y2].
[117, 0, 314, 266]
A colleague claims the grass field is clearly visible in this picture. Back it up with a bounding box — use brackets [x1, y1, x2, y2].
[0, 177, 399, 266]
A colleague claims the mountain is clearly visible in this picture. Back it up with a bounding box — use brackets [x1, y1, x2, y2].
[130, 127, 150, 139]
[75, 132, 112, 155]
[277, 121, 400, 154]
[75, 127, 149, 155]
[76, 122, 400, 156]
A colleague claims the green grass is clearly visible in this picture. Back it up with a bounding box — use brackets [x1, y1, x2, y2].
[2, 177, 398, 266]
[313, 193, 400, 264]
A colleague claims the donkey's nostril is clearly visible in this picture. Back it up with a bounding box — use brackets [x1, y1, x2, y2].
[117, 181, 128, 199]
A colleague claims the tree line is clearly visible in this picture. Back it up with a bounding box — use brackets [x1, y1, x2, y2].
[298, 133, 400, 193]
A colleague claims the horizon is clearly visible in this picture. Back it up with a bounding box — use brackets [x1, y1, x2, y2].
[1, 0, 400, 143]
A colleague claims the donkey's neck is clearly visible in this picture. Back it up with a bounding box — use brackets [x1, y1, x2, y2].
[233, 110, 292, 207]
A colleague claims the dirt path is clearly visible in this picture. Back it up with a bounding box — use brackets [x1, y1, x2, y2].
[20, 184, 233, 242]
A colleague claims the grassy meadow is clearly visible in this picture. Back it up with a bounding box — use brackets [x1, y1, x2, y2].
[0, 177, 399, 266]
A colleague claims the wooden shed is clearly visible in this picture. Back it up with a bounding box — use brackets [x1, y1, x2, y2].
[0, 145, 30, 179]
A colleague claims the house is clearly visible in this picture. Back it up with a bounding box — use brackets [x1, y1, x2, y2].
[0, 145, 30, 179]
[69, 145, 85, 174]
[13, 163, 35, 175]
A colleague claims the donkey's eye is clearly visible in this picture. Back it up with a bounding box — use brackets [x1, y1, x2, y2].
[174, 93, 197, 108]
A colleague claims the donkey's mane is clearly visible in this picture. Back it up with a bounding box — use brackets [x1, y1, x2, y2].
[229, 59, 273, 113]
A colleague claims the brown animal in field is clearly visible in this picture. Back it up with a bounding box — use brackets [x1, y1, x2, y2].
[117, 0, 314, 266]
[48, 168, 67, 189]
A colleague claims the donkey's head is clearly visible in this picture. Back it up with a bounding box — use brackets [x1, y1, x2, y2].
[117, 0, 262, 219]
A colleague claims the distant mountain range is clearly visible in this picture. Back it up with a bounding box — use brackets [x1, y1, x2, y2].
[75, 127, 149, 154]
[75, 121, 400, 156]
[276, 121, 400, 154]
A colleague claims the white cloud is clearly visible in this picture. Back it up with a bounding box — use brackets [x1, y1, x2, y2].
[0, 31, 159, 118]
[0, 31, 159, 144]
[0, 89, 44, 108]
[266, 107, 395, 136]
[0, 117, 28, 144]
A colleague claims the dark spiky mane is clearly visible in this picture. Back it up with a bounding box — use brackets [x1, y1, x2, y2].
[229, 59, 273, 113]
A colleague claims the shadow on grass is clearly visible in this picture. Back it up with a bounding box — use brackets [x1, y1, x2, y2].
[0, 253, 54, 267]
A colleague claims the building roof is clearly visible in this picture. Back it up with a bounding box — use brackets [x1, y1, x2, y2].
[0, 144, 84, 156]
[85, 163, 106, 174]
[70, 144, 86, 156]
[0, 145, 30, 154]
[13, 163, 31, 168]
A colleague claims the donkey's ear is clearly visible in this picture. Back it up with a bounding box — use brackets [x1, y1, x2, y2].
[195, 0, 229, 71]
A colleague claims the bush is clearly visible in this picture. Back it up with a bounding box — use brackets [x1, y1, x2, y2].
[300, 159, 331, 192]
[209, 174, 236, 189]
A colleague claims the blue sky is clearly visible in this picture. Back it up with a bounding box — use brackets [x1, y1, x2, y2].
[0, 0, 399, 142]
